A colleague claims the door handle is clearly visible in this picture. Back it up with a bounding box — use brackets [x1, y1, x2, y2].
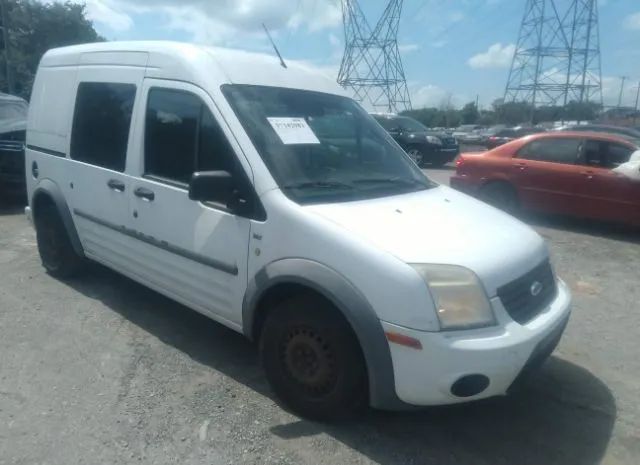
[107, 179, 125, 192]
[580, 171, 595, 180]
[514, 162, 527, 170]
[134, 187, 155, 201]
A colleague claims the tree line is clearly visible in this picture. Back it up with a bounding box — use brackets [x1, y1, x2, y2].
[401, 99, 601, 129]
[0, 0, 103, 99]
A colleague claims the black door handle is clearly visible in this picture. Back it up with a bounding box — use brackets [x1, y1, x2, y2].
[107, 179, 125, 192]
[134, 187, 155, 201]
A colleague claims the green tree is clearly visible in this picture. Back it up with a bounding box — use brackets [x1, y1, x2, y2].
[564, 100, 599, 122]
[0, 0, 104, 98]
[495, 101, 533, 125]
[460, 102, 479, 124]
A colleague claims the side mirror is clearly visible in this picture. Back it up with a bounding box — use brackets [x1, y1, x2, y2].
[189, 170, 255, 216]
[189, 170, 234, 203]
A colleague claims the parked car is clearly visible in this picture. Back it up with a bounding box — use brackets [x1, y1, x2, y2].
[26, 41, 571, 420]
[485, 126, 547, 149]
[372, 114, 459, 167]
[0, 93, 27, 198]
[556, 124, 640, 145]
[451, 131, 640, 225]
[478, 125, 507, 145]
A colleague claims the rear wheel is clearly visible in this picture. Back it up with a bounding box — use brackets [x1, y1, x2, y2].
[479, 182, 519, 213]
[259, 295, 367, 421]
[35, 205, 84, 278]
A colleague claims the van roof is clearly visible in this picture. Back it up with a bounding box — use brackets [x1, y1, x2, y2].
[40, 41, 345, 96]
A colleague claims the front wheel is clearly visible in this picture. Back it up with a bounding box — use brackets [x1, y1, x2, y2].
[260, 296, 368, 421]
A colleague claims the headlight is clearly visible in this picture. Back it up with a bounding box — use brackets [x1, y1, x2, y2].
[411, 264, 496, 330]
[426, 135, 442, 145]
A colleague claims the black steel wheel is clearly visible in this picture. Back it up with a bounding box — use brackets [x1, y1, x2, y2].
[260, 295, 367, 421]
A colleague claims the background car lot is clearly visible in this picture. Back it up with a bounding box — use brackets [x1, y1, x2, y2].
[1, 177, 639, 464]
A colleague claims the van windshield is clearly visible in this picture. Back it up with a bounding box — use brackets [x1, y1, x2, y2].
[221, 84, 435, 204]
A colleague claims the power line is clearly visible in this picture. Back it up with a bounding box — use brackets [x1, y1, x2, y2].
[337, 0, 411, 112]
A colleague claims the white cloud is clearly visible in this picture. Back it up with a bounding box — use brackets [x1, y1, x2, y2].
[56, 0, 342, 42]
[398, 43, 420, 54]
[328, 33, 341, 48]
[410, 83, 467, 109]
[84, 0, 133, 32]
[467, 42, 515, 69]
[623, 12, 640, 30]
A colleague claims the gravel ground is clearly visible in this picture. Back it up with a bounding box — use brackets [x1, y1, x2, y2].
[1, 174, 639, 465]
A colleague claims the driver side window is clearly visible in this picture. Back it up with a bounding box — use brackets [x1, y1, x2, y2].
[144, 88, 236, 185]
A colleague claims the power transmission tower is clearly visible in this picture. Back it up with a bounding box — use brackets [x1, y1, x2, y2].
[337, 0, 411, 113]
[504, 0, 603, 111]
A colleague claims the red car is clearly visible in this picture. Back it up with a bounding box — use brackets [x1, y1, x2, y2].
[450, 132, 640, 226]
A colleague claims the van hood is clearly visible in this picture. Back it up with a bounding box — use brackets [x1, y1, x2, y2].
[304, 186, 548, 296]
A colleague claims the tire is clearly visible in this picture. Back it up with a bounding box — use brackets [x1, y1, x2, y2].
[479, 182, 519, 214]
[35, 205, 84, 278]
[259, 295, 368, 421]
[406, 147, 424, 166]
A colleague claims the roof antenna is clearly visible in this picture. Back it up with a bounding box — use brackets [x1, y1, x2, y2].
[262, 23, 287, 69]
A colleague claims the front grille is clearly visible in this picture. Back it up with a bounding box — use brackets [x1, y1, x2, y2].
[497, 260, 557, 324]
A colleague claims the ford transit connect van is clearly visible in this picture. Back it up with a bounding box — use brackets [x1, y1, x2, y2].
[25, 42, 571, 420]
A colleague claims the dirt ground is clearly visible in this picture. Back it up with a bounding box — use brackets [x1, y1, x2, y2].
[1, 173, 639, 464]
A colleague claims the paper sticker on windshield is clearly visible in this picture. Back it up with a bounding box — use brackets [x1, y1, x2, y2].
[267, 117, 320, 145]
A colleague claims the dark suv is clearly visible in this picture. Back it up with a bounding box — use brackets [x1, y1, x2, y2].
[372, 114, 459, 167]
[0, 93, 27, 198]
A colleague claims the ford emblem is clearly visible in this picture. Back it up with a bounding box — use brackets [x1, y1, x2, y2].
[530, 281, 543, 297]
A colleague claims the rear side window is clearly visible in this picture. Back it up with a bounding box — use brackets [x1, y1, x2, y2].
[70, 82, 136, 172]
[144, 88, 236, 185]
[581, 140, 633, 168]
[518, 138, 581, 164]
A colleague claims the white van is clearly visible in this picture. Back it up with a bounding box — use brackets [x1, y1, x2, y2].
[25, 42, 571, 420]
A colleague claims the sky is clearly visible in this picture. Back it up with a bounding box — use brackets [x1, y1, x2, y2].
[57, 0, 640, 110]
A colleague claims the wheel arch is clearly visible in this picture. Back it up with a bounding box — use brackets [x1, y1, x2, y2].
[243, 258, 406, 410]
[31, 179, 85, 257]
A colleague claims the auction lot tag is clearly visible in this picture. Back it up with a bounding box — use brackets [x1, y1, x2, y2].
[267, 117, 321, 145]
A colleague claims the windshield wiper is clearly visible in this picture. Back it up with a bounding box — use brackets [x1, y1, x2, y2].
[352, 177, 424, 186]
[281, 180, 354, 190]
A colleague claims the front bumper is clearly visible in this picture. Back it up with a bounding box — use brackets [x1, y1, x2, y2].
[381, 279, 571, 406]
